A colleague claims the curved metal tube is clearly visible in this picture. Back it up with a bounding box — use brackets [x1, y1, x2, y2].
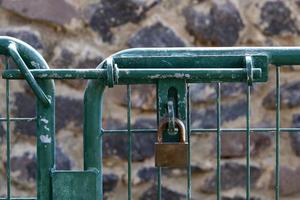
[0, 36, 55, 200]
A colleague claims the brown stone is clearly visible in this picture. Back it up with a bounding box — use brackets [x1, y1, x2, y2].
[270, 166, 300, 196]
[1, 0, 80, 25]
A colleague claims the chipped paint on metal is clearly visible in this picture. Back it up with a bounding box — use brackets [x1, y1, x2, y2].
[40, 134, 51, 144]
[41, 118, 49, 124]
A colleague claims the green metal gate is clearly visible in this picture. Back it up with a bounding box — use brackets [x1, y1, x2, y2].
[0, 36, 300, 199]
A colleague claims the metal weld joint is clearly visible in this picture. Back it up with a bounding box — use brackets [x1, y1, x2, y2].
[245, 55, 253, 86]
[105, 57, 119, 88]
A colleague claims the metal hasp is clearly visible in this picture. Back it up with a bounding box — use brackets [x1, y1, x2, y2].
[83, 48, 270, 197]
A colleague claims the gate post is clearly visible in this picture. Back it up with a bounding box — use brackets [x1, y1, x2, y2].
[0, 36, 55, 200]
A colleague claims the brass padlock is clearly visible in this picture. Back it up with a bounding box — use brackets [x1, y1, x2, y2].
[155, 118, 188, 168]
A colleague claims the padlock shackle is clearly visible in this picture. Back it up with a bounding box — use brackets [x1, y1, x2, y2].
[157, 118, 186, 143]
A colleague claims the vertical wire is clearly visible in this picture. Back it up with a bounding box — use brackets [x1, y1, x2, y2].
[216, 83, 221, 200]
[156, 86, 161, 200]
[5, 57, 11, 199]
[246, 85, 251, 200]
[275, 67, 281, 200]
[127, 85, 132, 200]
[187, 85, 191, 200]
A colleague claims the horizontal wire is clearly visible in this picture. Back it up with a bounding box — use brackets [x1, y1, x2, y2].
[0, 117, 36, 122]
[102, 127, 300, 134]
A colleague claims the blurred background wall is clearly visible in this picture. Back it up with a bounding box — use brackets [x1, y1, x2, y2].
[1, 0, 300, 199]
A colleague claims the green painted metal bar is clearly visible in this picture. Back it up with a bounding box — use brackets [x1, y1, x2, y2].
[111, 47, 300, 66]
[187, 85, 191, 200]
[7, 43, 50, 106]
[5, 56, 11, 200]
[127, 85, 132, 200]
[83, 78, 103, 199]
[156, 84, 161, 200]
[246, 85, 251, 200]
[216, 83, 221, 200]
[275, 67, 281, 200]
[2, 68, 263, 83]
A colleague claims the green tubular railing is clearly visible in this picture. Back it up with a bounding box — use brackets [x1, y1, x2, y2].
[1, 36, 300, 199]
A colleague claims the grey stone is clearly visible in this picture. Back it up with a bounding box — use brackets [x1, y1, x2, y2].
[140, 184, 185, 200]
[263, 80, 300, 109]
[183, 1, 244, 46]
[10, 151, 37, 182]
[289, 114, 300, 156]
[51, 46, 103, 69]
[103, 173, 119, 193]
[128, 22, 185, 47]
[190, 83, 247, 104]
[103, 118, 156, 161]
[260, 1, 298, 36]
[51, 48, 75, 67]
[0, 119, 4, 138]
[88, 0, 159, 42]
[0, 28, 43, 50]
[50, 44, 103, 89]
[121, 85, 156, 111]
[137, 167, 157, 183]
[270, 166, 300, 196]
[191, 99, 246, 128]
[13, 93, 83, 136]
[8, 147, 71, 182]
[1, 0, 79, 25]
[213, 132, 272, 158]
[201, 162, 262, 193]
[56, 147, 72, 170]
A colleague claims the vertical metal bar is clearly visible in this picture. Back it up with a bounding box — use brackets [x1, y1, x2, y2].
[127, 85, 132, 200]
[156, 84, 161, 200]
[187, 85, 191, 200]
[275, 67, 281, 200]
[246, 85, 251, 199]
[216, 83, 221, 200]
[5, 57, 11, 200]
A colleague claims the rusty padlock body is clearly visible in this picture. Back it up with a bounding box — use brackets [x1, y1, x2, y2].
[155, 118, 188, 168]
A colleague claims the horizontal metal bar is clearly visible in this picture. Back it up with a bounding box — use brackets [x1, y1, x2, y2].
[112, 47, 300, 66]
[0, 198, 36, 200]
[102, 127, 300, 134]
[0, 117, 36, 122]
[2, 68, 262, 83]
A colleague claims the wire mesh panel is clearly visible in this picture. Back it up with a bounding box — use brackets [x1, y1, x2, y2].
[1, 36, 300, 199]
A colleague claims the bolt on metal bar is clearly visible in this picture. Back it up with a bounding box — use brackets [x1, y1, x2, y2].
[127, 85, 132, 200]
[246, 85, 251, 200]
[187, 85, 191, 200]
[5, 56, 11, 200]
[216, 83, 221, 200]
[2, 68, 263, 83]
[275, 67, 281, 200]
